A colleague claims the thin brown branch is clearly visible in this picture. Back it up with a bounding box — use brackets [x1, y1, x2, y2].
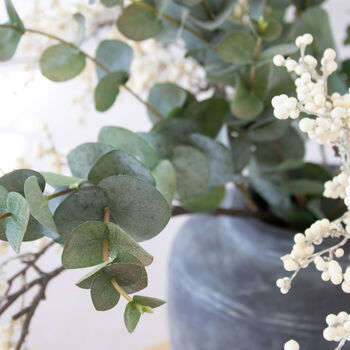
[0, 212, 12, 221]
[201, 0, 215, 19]
[47, 187, 76, 200]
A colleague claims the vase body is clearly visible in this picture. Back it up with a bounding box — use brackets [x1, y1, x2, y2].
[168, 201, 350, 349]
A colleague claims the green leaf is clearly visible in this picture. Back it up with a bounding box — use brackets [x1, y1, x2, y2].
[76, 260, 112, 289]
[101, 0, 120, 7]
[280, 179, 324, 195]
[104, 262, 143, 286]
[133, 295, 165, 308]
[94, 71, 129, 112]
[108, 223, 153, 266]
[138, 132, 174, 159]
[259, 44, 297, 62]
[88, 150, 155, 186]
[0, 170, 45, 196]
[67, 142, 114, 179]
[255, 127, 305, 171]
[5, 192, 30, 253]
[61, 221, 109, 268]
[251, 18, 282, 41]
[0, 0, 24, 61]
[40, 44, 86, 82]
[182, 186, 226, 213]
[231, 78, 264, 120]
[151, 160, 176, 206]
[99, 176, 171, 241]
[188, 134, 233, 187]
[249, 158, 291, 210]
[147, 82, 189, 123]
[272, 208, 315, 231]
[229, 136, 251, 174]
[54, 186, 109, 245]
[152, 118, 201, 144]
[95, 40, 133, 80]
[40, 172, 83, 187]
[181, 98, 229, 138]
[98, 127, 159, 169]
[291, 162, 331, 183]
[171, 145, 210, 200]
[217, 31, 256, 64]
[91, 271, 120, 311]
[117, 4, 163, 41]
[124, 302, 141, 333]
[73, 13, 85, 47]
[24, 176, 57, 233]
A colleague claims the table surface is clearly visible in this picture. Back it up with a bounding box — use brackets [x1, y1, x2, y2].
[142, 342, 170, 350]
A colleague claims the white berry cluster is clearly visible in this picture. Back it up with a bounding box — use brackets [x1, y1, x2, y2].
[273, 34, 350, 350]
[272, 33, 350, 146]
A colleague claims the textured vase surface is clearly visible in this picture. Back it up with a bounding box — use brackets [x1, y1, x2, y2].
[168, 204, 350, 349]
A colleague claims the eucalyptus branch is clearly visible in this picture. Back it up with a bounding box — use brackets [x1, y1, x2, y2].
[46, 187, 77, 200]
[102, 207, 132, 302]
[201, 0, 215, 20]
[249, 37, 262, 91]
[0, 24, 165, 121]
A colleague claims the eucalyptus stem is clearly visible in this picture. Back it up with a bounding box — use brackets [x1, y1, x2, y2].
[249, 37, 262, 91]
[130, 0, 210, 43]
[201, 0, 215, 20]
[47, 187, 77, 200]
[102, 207, 132, 302]
[0, 24, 164, 120]
[0, 212, 12, 221]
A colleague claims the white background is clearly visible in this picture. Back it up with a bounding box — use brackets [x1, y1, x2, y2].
[1, 1, 350, 349]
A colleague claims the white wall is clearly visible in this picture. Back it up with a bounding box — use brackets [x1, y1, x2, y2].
[1, 1, 350, 349]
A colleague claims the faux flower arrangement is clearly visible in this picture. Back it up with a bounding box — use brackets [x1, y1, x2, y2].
[1, 0, 350, 349]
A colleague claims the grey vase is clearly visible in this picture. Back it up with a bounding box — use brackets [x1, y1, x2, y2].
[168, 198, 350, 349]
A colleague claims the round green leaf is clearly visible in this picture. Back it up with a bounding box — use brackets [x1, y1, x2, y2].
[147, 82, 189, 123]
[40, 172, 83, 187]
[61, 221, 109, 268]
[5, 192, 30, 253]
[40, 44, 86, 82]
[217, 31, 256, 64]
[91, 271, 121, 311]
[0, 27, 22, 61]
[133, 295, 165, 309]
[67, 142, 114, 179]
[171, 145, 210, 200]
[107, 223, 153, 267]
[88, 149, 155, 186]
[258, 44, 297, 62]
[99, 175, 171, 241]
[94, 71, 128, 112]
[124, 302, 141, 333]
[76, 260, 112, 289]
[95, 40, 133, 79]
[182, 186, 226, 213]
[104, 262, 142, 286]
[231, 79, 264, 120]
[151, 159, 176, 206]
[117, 4, 163, 41]
[54, 187, 109, 245]
[24, 176, 57, 234]
[188, 134, 233, 187]
[0, 169, 45, 195]
[98, 127, 159, 169]
[138, 132, 174, 159]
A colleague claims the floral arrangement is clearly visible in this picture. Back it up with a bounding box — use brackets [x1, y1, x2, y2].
[1, 0, 350, 349]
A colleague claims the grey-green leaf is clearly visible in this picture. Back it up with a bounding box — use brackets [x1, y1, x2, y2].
[171, 145, 210, 200]
[62, 221, 109, 269]
[76, 260, 112, 289]
[133, 295, 165, 308]
[151, 159, 176, 206]
[98, 127, 159, 169]
[95, 40, 133, 80]
[124, 302, 141, 333]
[40, 172, 83, 187]
[217, 31, 256, 64]
[5, 192, 30, 253]
[88, 150, 155, 186]
[24, 176, 57, 234]
[91, 271, 120, 311]
[117, 4, 163, 41]
[67, 142, 114, 179]
[94, 71, 128, 112]
[40, 44, 86, 82]
[99, 176, 171, 241]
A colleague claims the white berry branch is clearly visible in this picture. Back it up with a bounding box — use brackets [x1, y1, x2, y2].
[272, 33, 350, 350]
